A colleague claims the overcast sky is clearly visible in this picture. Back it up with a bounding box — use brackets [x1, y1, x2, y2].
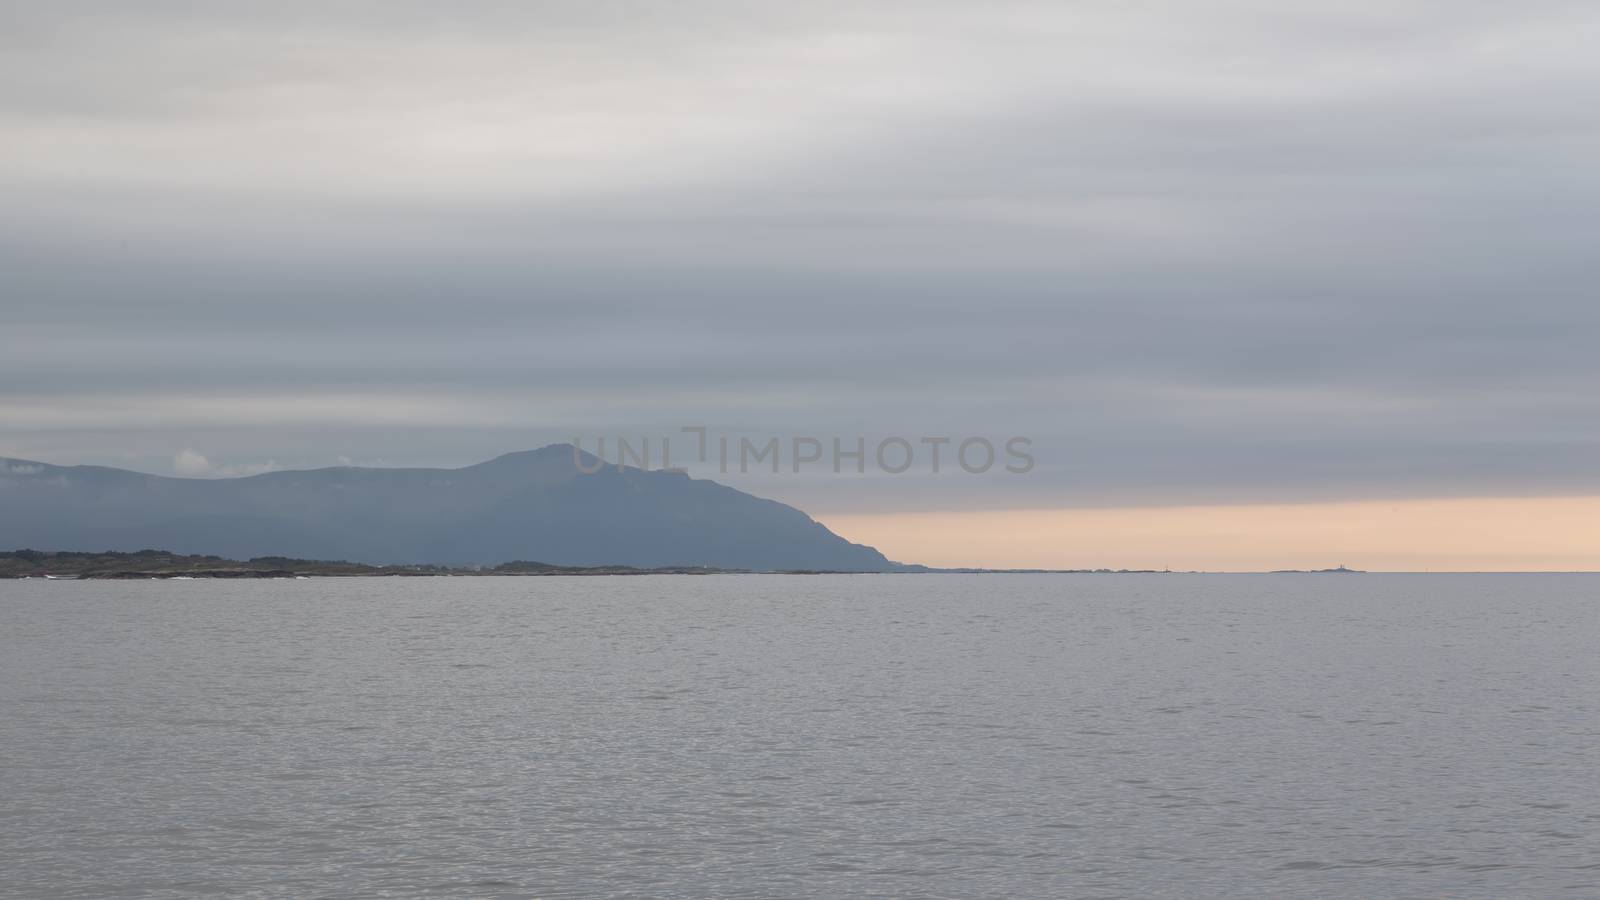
[4, 1, 1599, 517]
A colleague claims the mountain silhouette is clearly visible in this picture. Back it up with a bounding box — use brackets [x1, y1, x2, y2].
[0, 445, 896, 571]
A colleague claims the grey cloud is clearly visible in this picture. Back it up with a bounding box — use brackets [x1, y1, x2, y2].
[2, 1, 1599, 513]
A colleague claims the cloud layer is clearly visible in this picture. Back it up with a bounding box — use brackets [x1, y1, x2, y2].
[3, 1, 1598, 512]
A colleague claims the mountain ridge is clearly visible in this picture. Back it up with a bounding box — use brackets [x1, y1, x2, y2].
[0, 445, 898, 571]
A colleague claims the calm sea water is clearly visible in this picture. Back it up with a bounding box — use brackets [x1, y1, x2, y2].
[1, 574, 1596, 899]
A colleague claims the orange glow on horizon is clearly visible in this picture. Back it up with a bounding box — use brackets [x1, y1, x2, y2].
[820, 496, 1600, 572]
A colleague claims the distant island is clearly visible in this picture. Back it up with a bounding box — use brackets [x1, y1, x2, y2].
[1268, 565, 1365, 574]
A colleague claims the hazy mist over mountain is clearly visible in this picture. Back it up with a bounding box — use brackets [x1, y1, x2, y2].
[0, 446, 894, 571]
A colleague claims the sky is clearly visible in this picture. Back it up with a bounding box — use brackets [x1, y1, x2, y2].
[4, 2, 1600, 569]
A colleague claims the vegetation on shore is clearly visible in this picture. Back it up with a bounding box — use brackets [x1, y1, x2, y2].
[1, 549, 744, 579]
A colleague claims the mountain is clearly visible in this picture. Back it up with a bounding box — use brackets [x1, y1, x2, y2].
[0, 445, 897, 571]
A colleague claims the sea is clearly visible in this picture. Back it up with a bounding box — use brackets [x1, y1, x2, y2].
[1, 574, 1596, 899]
